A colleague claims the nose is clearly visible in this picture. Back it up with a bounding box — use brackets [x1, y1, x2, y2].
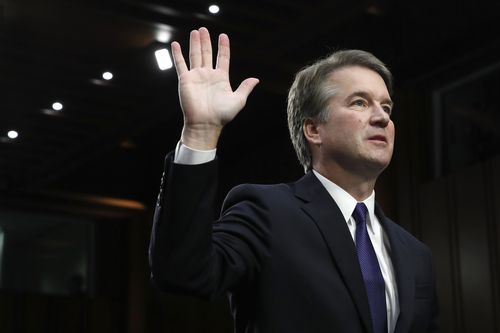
[370, 103, 391, 128]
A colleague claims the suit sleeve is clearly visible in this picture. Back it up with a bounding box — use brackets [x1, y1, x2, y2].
[149, 152, 271, 300]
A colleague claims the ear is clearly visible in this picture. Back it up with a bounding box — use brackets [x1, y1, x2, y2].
[303, 118, 322, 146]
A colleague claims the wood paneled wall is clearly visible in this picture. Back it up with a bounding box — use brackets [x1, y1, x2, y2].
[418, 157, 500, 332]
[395, 68, 500, 332]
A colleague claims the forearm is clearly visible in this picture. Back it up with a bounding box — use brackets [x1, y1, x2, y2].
[149, 152, 219, 297]
[149, 153, 270, 299]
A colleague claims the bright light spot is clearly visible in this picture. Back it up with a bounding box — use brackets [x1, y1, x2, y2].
[102, 71, 113, 80]
[52, 102, 63, 111]
[155, 48, 173, 70]
[156, 31, 172, 43]
[7, 130, 18, 139]
[208, 4, 220, 14]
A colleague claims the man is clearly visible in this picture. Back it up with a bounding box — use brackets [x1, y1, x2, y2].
[149, 27, 438, 333]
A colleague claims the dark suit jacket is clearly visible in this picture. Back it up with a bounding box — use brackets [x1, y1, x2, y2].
[149, 153, 439, 333]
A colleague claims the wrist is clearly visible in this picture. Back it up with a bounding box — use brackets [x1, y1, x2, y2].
[181, 124, 222, 150]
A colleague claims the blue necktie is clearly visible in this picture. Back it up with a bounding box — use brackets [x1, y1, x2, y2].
[352, 203, 387, 333]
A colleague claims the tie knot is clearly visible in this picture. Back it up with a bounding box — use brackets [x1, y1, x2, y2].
[352, 202, 368, 225]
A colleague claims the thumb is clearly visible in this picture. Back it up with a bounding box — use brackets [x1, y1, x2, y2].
[234, 78, 260, 101]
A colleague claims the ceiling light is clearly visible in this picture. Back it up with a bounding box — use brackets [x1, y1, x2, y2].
[7, 130, 18, 139]
[155, 48, 173, 70]
[52, 102, 63, 111]
[102, 72, 113, 80]
[156, 31, 172, 43]
[208, 4, 220, 14]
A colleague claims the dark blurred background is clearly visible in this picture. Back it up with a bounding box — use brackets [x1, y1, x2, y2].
[1, 0, 500, 332]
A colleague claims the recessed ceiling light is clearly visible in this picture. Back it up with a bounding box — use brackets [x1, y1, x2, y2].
[156, 31, 172, 43]
[208, 4, 220, 14]
[102, 71, 113, 80]
[155, 48, 173, 70]
[52, 102, 63, 111]
[7, 130, 18, 139]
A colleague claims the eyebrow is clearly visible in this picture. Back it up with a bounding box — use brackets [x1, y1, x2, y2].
[347, 91, 394, 108]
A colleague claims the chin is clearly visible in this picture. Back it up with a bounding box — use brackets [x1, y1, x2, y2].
[364, 157, 391, 174]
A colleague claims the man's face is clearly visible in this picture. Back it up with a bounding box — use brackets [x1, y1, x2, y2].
[314, 66, 395, 176]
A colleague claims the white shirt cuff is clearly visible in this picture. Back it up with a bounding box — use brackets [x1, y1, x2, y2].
[174, 141, 217, 165]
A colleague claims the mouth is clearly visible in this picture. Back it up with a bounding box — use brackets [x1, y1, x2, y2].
[367, 135, 387, 143]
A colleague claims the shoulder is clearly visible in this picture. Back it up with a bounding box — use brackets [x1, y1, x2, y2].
[223, 182, 294, 209]
[223, 171, 319, 206]
[383, 216, 433, 257]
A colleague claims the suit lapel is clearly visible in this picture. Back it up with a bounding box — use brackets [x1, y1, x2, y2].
[375, 205, 415, 333]
[294, 172, 373, 333]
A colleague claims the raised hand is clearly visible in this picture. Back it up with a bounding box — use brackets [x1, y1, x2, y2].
[171, 27, 259, 150]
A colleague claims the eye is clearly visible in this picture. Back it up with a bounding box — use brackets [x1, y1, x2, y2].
[382, 104, 393, 115]
[352, 99, 367, 108]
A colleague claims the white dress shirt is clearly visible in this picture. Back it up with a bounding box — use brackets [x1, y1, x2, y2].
[174, 142, 400, 332]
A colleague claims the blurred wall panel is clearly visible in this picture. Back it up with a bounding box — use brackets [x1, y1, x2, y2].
[417, 158, 500, 332]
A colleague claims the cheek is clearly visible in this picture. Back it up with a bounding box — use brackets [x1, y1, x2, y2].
[388, 122, 396, 140]
[337, 115, 363, 131]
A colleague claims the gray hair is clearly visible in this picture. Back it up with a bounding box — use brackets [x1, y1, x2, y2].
[287, 49, 393, 171]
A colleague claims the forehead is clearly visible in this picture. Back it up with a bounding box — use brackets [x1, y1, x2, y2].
[326, 66, 389, 98]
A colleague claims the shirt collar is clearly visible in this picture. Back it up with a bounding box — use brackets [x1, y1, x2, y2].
[312, 170, 376, 227]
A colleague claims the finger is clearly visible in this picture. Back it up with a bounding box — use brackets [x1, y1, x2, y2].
[199, 27, 213, 68]
[189, 29, 202, 68]
[215, 33, 230, 72]
[171, 41, 188, 76]
[235, 78, 260, 101]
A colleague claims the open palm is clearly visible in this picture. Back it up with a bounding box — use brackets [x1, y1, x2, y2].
[172, 28, 259, 149]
